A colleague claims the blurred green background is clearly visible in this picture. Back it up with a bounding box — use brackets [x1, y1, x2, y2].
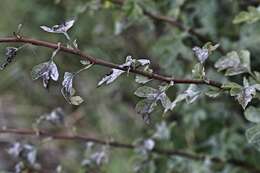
[0, 0, 260, 172]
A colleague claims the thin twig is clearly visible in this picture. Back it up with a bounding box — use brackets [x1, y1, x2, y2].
[0, 36, 222, 88]
[0, 128, 259, 173]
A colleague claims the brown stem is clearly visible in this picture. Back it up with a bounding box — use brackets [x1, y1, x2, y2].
[0, 36, 222, 88]
[0, 128, 259, 173]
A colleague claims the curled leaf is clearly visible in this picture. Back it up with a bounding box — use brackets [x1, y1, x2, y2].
[31, 60, 59, 88]
[98, 69, 124, 86]
[61, 72, 74, 98]
[40, 19, 75, 40]
[236, 85, 256, 109]
[192, 46, 209, 64]
[0, 47, 18, 70]
[61, 72, 84, 105]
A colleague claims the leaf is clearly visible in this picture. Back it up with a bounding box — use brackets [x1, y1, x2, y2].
[70, 96, 84, 105]
[192, 46, 209, 64]
[135, 75, 151, 84]
[244, 106, 260, 123]
[39, 107, 65, 126]
[233, 6, 260, 24]
[40, 19, 75, 40]
[246, 124, 260, 151]
[0, 47, 18, 70]
[143, 139, 155, 151]
[205, 88, 221, 98]
[215, 51, 240, 70]
[153, 122, 170, 140]
[184, 84, 201, 104]
[236, 85, 256, 109]
[31, 60, 59, 88]
[98, 69, 125, 86]
[135, 99, 157, 115]
[158, 93, 172, 113]
[120, 55, 135, 68]
[214, 50, 251, 76]
[80, 60, 91, 65]
[192, 63, 205, 79]
[137, 59, 150, 66]
[134, 86, 158, 98]
[222, 82, 241, 89]
[239, 50, 251, 72]
[62, 72, 74, 97]
[170, 94, 187, 110]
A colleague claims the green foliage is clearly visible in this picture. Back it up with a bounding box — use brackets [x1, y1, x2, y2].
[0, 0, 260, 173]
[233, 6, 260, 24]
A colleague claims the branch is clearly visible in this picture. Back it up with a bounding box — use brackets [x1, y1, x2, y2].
[0, 128, 259, 173]
[0, 36, 222, 88]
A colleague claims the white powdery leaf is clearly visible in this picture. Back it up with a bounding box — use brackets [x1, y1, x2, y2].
[153, 122, 170, 140]
[192, 46, 209, 64]
[135, 75, 151, 84]
[236, 86, 256, 109]
[98, 69, 125, 86]
[26, 148, 37, 165]
[15, 162, 24, 173]
[184, 84, 201, 104]
[45, 107, 65, 125]
[40, 19, 75, 40]
[158, 92, 172, 113]
[22, 144, 37, 165]
[137, 59, 150, 66]
[62, 72, 74, 97]
[31, 60, 59, 88]
[90, 150, 108, 165]
[143, 138, 155, 151]
[120, 55, 135, 68]
[8, 142, 22, 158]
[214, 52, 240, 71]
[40, 19, 75, 33]
[214, 50, 250, 76]
[49, 61, 59, 81]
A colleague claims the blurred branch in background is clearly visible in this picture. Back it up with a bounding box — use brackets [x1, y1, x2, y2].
[109, 0, 226, 54]
[0, 128, 259, 173]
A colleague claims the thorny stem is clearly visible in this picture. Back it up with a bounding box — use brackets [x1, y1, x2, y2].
[0, 128, 259, 173]
[0, 36, 223, 88]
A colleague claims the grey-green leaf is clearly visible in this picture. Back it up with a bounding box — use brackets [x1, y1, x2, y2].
[244, 106, 260, 123]
[246, 124, 260, 151]
[135, 75, 151, 84]
[70, 96, 84, 106]
[134, 86, 158, 98]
